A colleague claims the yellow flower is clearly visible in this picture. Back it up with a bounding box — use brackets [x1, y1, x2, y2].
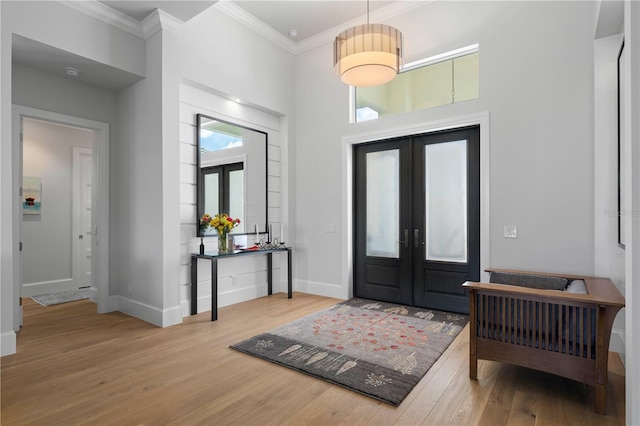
[210, 213, 240, 234]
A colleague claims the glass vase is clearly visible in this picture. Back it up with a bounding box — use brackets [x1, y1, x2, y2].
[228, 233, 234, 252]
[217, 232, 228, 254]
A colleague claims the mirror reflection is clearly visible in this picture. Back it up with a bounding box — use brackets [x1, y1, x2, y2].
[197, 114, 267, 236]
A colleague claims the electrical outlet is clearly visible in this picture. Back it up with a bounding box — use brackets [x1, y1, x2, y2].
[504, 225, 517, 238]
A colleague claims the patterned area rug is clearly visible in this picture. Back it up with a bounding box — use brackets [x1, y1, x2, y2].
[31, 288, 92, 306]
[230, 298, 468, 406]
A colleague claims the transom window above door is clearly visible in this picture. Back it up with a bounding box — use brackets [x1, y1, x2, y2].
[353, 44, 479, 123]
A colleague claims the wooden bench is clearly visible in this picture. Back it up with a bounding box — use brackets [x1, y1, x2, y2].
[462, 268, 625, 414]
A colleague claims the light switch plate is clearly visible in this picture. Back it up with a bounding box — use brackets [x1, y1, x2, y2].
[504, 225, 517, 238]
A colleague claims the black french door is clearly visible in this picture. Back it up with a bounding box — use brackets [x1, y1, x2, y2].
[354, 126, 480, 314]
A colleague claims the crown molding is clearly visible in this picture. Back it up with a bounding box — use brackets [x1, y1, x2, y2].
[58, 0, 145, 39]
[62, 0, 431, 52]
[142, 9, 184, 37]
[217, 0, 430, 55]
[215, 1, 298, 55]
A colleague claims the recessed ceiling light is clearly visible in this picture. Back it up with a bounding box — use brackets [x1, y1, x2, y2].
[65, 67, 80, 77]
[288, 29, 298, 39]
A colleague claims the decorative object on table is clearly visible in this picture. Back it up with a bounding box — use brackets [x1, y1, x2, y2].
[230, 298, 467, 406]
[22, 176, 42, 215]
[199, 213, 213, 254]
[211, 213, 240, 254]
[263, 223, 286, 245]
[256, 238, 285, 250]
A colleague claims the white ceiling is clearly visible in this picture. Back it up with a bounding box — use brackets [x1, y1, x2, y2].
[98, 0, 217, 23]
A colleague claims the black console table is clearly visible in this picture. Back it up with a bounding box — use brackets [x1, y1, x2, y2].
[191, 247, 292, 321]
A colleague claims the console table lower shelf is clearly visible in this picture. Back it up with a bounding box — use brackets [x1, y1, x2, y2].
[190, 247, 292, 321]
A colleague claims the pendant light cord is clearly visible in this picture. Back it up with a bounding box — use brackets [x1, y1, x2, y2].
[367, 0, 370, 25]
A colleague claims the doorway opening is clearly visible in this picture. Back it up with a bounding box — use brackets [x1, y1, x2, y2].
[21, 118, 94, 298]
[13, 105, 110, 330]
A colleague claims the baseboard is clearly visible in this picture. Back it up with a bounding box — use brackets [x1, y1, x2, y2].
[184, 279, 346, 318]
[190, 285, 270, 316]
[115, 296, 182, 328]
[162, 305, 183, 327]
[100, 295, 120, 313]
[610, 328, 625, 366]
[86, 286, 98, 303]
[181, 300, 191, 318]
[219, 284, 273, 307]
[1, 331, 17, 356]
[296, 279, 347, 300]
[188, 283, 302, 317]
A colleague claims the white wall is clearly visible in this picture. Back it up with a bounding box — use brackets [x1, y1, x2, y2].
[624, 2, 640, 424]
[12, 64, 120, 125]
[294, 1, 597, 298]
[0, 0, 12, 355]
[111, 25, 183, 326]
[21, 118, 93, 293]
[176, 4, 294, 116]
[594, 33, 625, 356]
[160, 25, 183, 327]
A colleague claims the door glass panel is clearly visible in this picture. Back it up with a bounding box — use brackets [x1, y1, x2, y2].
[366, 150, 400, 258]
[228, 169, 245, 233]
[425, 140, 467, 263]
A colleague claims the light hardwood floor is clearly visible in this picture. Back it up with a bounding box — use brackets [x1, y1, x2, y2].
[1, 293, 625, 425]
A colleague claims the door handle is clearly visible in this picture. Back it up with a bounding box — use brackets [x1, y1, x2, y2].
[414, 229, 420, 248]
[397, 229, 409, 248]
[79, 235, 84, 240]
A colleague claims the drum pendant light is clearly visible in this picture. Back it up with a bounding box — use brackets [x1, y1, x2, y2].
[333, 0, 403, 87]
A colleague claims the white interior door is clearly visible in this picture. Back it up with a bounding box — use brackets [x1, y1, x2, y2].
[73, 147, 92, 288]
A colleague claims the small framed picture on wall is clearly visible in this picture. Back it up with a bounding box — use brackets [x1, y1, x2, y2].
[23, 176, 42, 215]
